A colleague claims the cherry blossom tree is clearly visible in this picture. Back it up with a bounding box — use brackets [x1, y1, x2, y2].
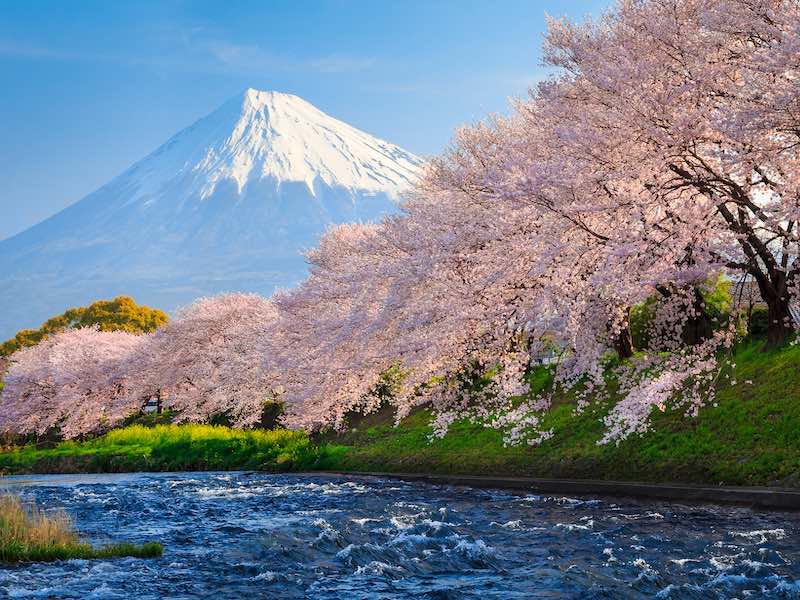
[272, 173, 589, 441]
[384, 0, 800, 442]
[3, 0, 798, 448]
[0, 294, 279, 438]
[538, 0, 800, 347]
[124, 293, 279, 428]
[274, 0, 800, 445]
[0, 328, 149, 438]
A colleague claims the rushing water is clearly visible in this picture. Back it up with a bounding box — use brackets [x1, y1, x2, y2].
[0, 472, 798, 599]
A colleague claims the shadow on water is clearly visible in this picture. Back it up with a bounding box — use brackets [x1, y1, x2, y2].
[0, 472, 798, 599]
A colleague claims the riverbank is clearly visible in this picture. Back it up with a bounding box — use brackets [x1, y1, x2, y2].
[0, 341, 798, 492]
[311, 472, 800, 509]
[324, 342, 800, 487]
[0, 424, 324, 474]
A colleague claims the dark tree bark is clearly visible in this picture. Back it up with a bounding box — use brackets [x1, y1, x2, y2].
[682, 288, 715, 346]
[667, 164, 798, 350]
[653, 285, 713, 347]
[752, 269, 795, 349]
[613, 309, 635, 360]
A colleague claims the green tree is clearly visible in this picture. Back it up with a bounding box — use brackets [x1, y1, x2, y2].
[0, 296, 168, 357]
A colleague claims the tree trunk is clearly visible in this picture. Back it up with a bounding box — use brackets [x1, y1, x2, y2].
[682, 288, 714, 346]
[754, 270, 795, 349]
[613, 310, 635, 360]
[765, 296, 794, 349]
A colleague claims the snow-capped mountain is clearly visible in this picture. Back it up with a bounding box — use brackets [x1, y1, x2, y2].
[0, 89, 423, 338]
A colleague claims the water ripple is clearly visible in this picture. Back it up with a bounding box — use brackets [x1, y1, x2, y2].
[0, 472, 797, 599]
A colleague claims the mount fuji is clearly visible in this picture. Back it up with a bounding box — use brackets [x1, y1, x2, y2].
[0, 89, 423, 337]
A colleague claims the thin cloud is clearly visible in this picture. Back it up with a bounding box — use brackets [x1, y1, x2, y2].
[204, 40, 290, 72]
[204, 39, 376, 74]
[309, 54, 377, 73]
[0, 35, 377, 76]
[0, 39, 75, 60]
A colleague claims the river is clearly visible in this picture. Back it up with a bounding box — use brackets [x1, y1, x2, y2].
[0, 472, 797, 598]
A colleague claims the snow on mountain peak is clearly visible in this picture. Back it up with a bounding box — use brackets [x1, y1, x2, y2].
[126, 88, 422, 206]
[0, 89, 423, 339]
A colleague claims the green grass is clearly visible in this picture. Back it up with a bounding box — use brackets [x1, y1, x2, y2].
[0, 493, 162, 563]
[0, 424, 326, 474]
[320, 340, 800, 487]
[1, 540, 164, 563]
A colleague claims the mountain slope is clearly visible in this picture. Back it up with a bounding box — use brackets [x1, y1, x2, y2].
[0, 89, 422, 337]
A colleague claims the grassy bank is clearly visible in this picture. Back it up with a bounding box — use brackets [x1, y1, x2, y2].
[0, 424, 324, 474]
[322, 341, 800, 487]
[0, 494, 161, 563]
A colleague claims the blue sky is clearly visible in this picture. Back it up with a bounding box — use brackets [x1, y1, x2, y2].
[0, 0, 610, 240]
